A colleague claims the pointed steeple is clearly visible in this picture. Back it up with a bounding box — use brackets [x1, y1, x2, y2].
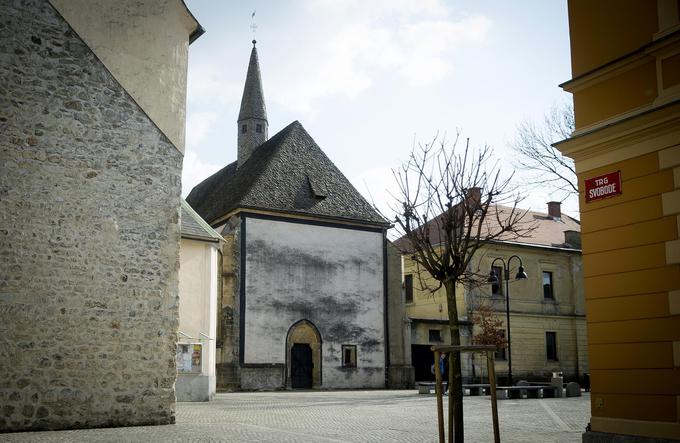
[237, 40, 268, 167]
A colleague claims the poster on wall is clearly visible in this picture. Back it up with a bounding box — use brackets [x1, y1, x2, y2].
[176, 343, 202, 373]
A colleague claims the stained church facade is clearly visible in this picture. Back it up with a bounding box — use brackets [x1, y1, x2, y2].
[187, 41, 413, 390]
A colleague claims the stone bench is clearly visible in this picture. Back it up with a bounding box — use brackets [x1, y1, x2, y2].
[417, 383, 558, 398]
[495, 385, 558, 399]
[464, 384, 490, 396]
[417, 382, 447, 394]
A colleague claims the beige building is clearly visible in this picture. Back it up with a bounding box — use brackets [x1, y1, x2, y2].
[177, 200, 223, 401]
[402, 202, 588, 385]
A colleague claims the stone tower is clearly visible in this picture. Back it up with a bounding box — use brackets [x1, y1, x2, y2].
[237, 40, 268, 167]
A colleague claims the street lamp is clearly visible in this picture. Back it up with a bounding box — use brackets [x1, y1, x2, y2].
[488, 255, 527, 386]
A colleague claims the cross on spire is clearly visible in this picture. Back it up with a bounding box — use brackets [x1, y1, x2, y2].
[250, 10, 257, 42]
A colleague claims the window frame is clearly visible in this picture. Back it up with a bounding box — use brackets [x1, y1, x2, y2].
[256, 123, 263, 133]
[341, 344, 357, 368]
[491, 266, 504, 297]
[404, 274, 414, 303]
[542, 271, 554, 299]
[241, 124, 247, 133]
[428, 329, 442, 343]
[546, 331, 558, 361]
[494, 331, 507, 361]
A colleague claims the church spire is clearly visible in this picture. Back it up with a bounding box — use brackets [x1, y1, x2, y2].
[237, 40, 268, 167]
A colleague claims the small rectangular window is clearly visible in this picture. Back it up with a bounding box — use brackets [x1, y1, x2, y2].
[494, 331, 506, 361]
[546, 331, 558, 361]
[491, 266, 503, 296]
[256, 123, 263, 133]
[429, 329, 442, 343]
[342, 345, 357, 368]
[404, 274, 414, 303]
[241, 124, 247, 133]
[543, 271, 554, 299]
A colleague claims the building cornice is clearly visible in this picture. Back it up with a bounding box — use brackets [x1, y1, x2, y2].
[553, 100, 680, 173]
[559, 30, 680, 93]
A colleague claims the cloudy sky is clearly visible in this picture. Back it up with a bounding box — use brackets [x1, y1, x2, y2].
[183, 0, 577, 219]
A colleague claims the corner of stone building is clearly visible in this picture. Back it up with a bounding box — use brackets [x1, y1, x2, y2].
[215, 216, 242, 391]
[0, 0, 182, 431]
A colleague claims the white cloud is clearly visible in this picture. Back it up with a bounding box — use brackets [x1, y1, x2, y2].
[182, 111, 221, 197]
[396, 16, 491, 86]
[186, 111, 218, 148]
[270, 2, 491, 113]
[188, 62, 241, 106]
[350, 166, 400, 220]
[306, 0, 450, 20]
[182, 149, 222, 197]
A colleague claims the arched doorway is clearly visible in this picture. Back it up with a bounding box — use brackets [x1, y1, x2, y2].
[286, 320, 322, 389]
[291, 343, 313, 388]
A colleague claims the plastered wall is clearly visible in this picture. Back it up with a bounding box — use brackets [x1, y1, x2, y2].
[49, 0, 198, 153]
[177, 239, 219, 401]
[243, 217, 386, 388]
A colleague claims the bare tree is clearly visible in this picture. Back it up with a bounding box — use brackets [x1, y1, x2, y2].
[512, 102, 576, 200]
[388, 134, 531, 443]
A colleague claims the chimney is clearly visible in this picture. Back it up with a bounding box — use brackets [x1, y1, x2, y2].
[547, 201, 561, 220]
[465, 187, 482, 209]
[564, 230, 581, 249]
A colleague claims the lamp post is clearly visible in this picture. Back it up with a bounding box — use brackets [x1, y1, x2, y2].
[488, 255, 527, 387]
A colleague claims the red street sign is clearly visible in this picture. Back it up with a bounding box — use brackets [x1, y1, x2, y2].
[585, 171, 622, 203]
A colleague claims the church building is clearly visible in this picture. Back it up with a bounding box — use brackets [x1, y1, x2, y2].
[187, 41, 413, 390]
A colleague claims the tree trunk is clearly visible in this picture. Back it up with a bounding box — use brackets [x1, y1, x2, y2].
[444, 280, 464, 443]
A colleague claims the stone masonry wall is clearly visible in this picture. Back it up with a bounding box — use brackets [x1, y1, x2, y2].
[215, 217, 241, 390]
[0, 0, 183, 431]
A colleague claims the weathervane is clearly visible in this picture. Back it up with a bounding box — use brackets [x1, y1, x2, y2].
[250, 10, 257, 44]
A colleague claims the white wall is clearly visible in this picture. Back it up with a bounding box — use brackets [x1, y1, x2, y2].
[178, 238, 218, 400]
[244, 217, 385, 388]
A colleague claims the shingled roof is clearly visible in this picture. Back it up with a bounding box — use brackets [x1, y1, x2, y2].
[180, 199, 223, 242]
[186, 121, 388, 227]
[394, 204, 581, 252]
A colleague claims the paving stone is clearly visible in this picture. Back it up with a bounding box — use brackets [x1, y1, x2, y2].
[0, 390, 591, 442]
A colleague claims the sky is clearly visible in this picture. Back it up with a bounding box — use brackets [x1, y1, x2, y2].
[183, 0, 578, 220]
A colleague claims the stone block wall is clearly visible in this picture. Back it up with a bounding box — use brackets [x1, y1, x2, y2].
[0, 0, 182, 431]
[215, 218, 241, 390]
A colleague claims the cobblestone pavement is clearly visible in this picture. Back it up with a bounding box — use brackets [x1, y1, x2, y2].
[2, 390, 590, 442]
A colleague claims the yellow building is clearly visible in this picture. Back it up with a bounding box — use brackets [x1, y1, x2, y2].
[554, 2, 680, 441]
[402, 203, 588, 385]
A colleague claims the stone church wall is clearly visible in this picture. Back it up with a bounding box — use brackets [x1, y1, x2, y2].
[215, 218, 242, 390]
[242, 217, 385, 389]
[0, 0, 182, 431]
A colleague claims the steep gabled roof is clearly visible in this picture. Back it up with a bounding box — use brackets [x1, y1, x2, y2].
[186, 121, 388, 227]
[394, 205, 581, 252]
[180, 199, 223, 242]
